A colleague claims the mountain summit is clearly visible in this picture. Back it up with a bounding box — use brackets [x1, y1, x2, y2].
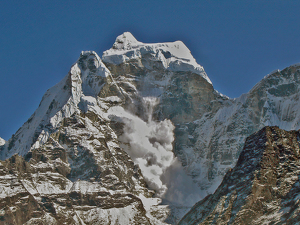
[103, 32, 211, 84]
[0, 33, 212, 224]
[1, 33, 300, 224]
[111, 32, 142, 50]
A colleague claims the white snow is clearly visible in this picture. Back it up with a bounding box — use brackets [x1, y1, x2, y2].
[102, 32, 212, 84]
[106, 97, 203, 207]
[0, 137, 5, 146]
[107, 99, 175, 196]
[75, 204, 144, 225]
[0, 175, 26, 198]
[24, 213, 57, 225]
[138, 194, 170, 225]
[69, 180, 109, 194]
[112, 32, 143, 50]
[1, 50, 113, 160]
[30, 171, 73, 195]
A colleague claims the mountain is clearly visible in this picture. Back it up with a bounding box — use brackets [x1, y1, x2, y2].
[0, 32, 209, 224]
[179, 126, 300, 224]
[1, 32, 300, 224]
[0, 50, 161, 224]
[174, 63, 300, 194]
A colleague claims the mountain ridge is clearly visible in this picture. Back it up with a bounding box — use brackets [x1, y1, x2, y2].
[179, 126, 300, 224]
[1, 32, 300, 224]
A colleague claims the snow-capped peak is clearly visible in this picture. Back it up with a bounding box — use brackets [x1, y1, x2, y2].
[103, 32, 212, 84]
[0, 137, 5, 146]
[112, 32, 142, 50]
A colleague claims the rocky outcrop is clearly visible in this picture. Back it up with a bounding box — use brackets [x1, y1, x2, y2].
[179, 126, 300, 224]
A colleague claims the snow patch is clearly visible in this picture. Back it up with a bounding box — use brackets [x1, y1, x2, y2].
[75, 204, 144, 225]
[0, 137, 5, 146]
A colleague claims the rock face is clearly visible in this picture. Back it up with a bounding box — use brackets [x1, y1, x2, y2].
[0, 153, 151, 224]
[179, 126, 300, 224]
[103, 32, 300, 195]
[0, 48, 168, 224]
[1, 32, 300, 224]
[171, 63, 300, 193]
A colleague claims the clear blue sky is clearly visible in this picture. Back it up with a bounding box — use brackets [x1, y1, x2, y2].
[1, 0, 300, 140]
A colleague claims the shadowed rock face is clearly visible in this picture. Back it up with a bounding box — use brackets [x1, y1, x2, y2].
[179, 126, 300, 225]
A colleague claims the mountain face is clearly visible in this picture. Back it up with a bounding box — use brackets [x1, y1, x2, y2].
[0, 32, 209, 225]
[179, 126, 300, 225]
[0, 50, 161, 224]
[1, 32, 300, 224]
[175, 64, 300, 193]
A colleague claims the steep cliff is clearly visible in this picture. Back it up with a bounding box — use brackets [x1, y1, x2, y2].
[179, 126, 300, 224]
[171, 63, 300, 193]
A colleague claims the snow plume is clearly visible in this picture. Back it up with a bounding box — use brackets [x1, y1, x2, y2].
[161, 159, 205, 206]
[108, 97, 175, 195]
[108, 96, 203, 206]
[142, 97, 159, 122]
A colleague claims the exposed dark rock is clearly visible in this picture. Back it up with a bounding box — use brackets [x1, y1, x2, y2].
[179, 126, 300, 225]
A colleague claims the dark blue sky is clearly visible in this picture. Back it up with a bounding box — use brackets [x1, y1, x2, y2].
[1, 0, 300, 140]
